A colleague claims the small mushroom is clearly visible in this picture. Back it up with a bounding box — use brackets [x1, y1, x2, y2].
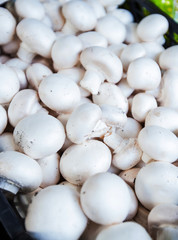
[66, 103, 109, 144]
[135, 162, 178, 210]
[80, 172, 131, 225]
[60, 139, 111, 185]
[78, 31, 108, 49]
[159, 45, 178, 70]
[148, 203, 178, 239]
[138, 126, 178, 163]
[16, 18, 56, 63]
[26, 63, 52, 90]
[95, 222, 151, 240]
[120, 43, 146, 71]
[137, 14, 169, 42]
[0, 105, 7, 134]
[25, 185, 88, 240]
[0, 7, 16, 45]
[110, 8, 134, 25]
[92, 82, 128, 113]
[15, 0, 45, 20]
[80, 46, 123, 94]
[145, 107, 178, 135]
[95, 15, 126, 45]
[0, 132, 19, 152]
[0, 64, 20, 104]
[0, 151, 42, 194]
[8, 89, 44, 127]
[37, 153, 60, 188]
[51, 34, 83, 71]
[127, 57, 161, 90]
[13, 112, 66, 159]
[38, 73, 81, 113]
[131, 93, 157, 122]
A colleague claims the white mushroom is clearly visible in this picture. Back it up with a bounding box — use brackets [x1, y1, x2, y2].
[148, 203, 178, 240]
[159, 45, 178, 70]
[78, 31, 108, 49]
[38, 73, 81, 113]
[120, 43, 146, 71]
[135, 162, 178, 210]
[137, 14, 169, 42]
[117, 78, 134, 98]
[80, 46, 123, 94]
[80, 172, 131, 225]
[116, 117, 142, 139]
[37, 153, 60, 188]
[0, 132, 19, 152]
[13, 112, 65, 159]
[110, 8, 134, 25]
[62, 0, 97, 34]
[0, 7, 16, 45]
[103, 130, 123, 150]
[158, 69, 178, 110]
[108, 43, 127, 57]
[127, 57, 161, 90]
[131, 93, 157, 122]
[16, 18, 56, 63]
[8, 89, 44, 127]
[85, 0, 106, 19]
[2, 36, 20, 55]
[0, 151, 42, 194]
[6, 57, 29, 70]
[51, 35, 83, 71]
[0, 64, 20, 104]
[15, 0, 45, 20]
[25, 185, 88, 240]
[125, 22, 140, 44]
[126, 184, 138, 220]
[113, 138, 142, 170]
[138, 126, 178, 163]
[66, 103, 109, 144]
[92, 82, 128, 113]
[0, 105, 7, 134]
[26, 63, 52, 90]
[95, 222, 151, 240]
[141, 42, 164, 62]
[60, 139, 111, 185]
[145, 107, 178, 135]
[95, 15, 126, 44]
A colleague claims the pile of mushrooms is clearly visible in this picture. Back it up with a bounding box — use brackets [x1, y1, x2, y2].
[0, 0, 178, 239]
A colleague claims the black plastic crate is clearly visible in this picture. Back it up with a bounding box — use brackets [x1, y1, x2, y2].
[0, 0, 178, 240]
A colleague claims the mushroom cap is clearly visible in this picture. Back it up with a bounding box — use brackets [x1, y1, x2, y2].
[60, 139, 111, 185]
[0, 151, 42, 194]
[8, 89, 43, 127]
[92, 83, 128, 113]
[80, 46, 123, 84]
[0, 105, 7, 134]
[135, 162, 178, 210]
[15, 0, 45, 20]
[38, 73, 81, 113]
[0, 64, 20, 104]
[51, 35, 83, 70]
[80, 172, 131, 225]
[13, 112, 65, 159]
[25, 185, 87, 240]
[66, 103, 102, 144]
[95, 15, 126, 44]
[110, 8, 134, 25]
[78, 31, 108, 49]
[96, 222, 151, 240]
[0, 7, 16, 45]
[127, 57, 161, 90]
[137, 14, 169, 42]
[62, 0, 97, 31]
[138, 126, 178, 163]
[0, 132, 19, 152]
[159, 45, 178, 70]
[16, 18, 56, 58]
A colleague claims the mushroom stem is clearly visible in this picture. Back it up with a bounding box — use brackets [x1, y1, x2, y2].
[80, 69, 105, 95]
[88, 119, 110, 139]
[0, 177, 20, 194]
[17, 42, 35, 64]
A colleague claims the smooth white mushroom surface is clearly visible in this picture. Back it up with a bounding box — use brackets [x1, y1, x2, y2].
[1, 1, 178, 239]
[25, 185, 87, 240]
[13, 113, 66, 159]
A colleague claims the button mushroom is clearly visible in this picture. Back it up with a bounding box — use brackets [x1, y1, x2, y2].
[0, 151, 42, 194]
